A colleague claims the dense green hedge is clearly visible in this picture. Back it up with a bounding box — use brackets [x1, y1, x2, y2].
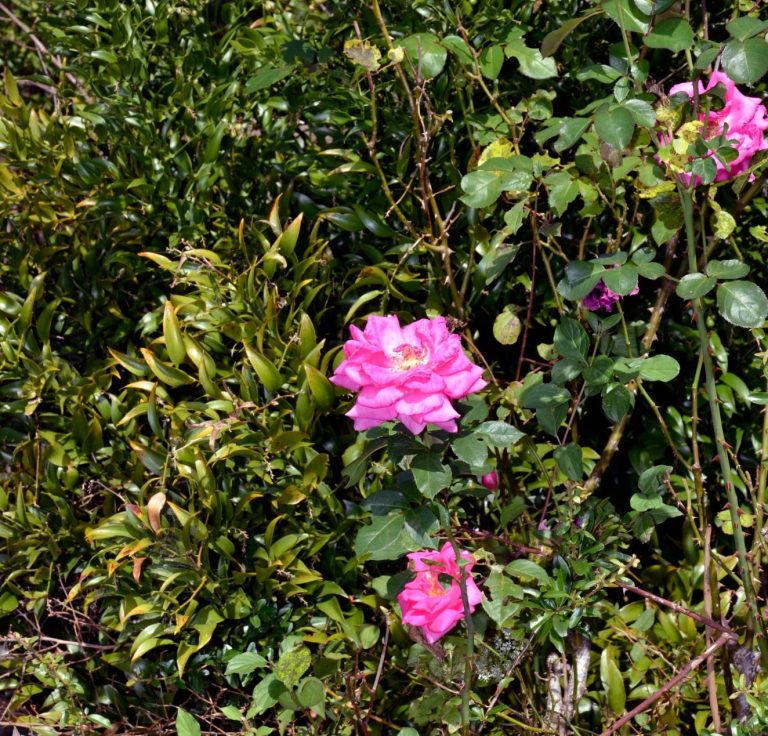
[3, 1, 768, 734]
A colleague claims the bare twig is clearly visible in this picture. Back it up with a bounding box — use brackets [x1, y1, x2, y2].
[0, 2, 90, 100]
[599, 633, 732, 736]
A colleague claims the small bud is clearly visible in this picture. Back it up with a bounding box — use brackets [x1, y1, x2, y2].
[480, 471, 499, 491]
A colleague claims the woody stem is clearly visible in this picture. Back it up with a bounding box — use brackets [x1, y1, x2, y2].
[679, 185, 763, 653]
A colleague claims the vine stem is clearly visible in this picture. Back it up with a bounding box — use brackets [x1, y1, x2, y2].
[678, 184, 763, 650]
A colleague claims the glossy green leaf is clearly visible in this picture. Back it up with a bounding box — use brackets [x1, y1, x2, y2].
[645, 18, 694, 52]
[396, 34, 447, 79]
[706, 259, 749, 280]
[721, 37, 768, 84]
[717, 280, 768, 328]
[676, 273, 716, 299]
[176, 709, 201, 736]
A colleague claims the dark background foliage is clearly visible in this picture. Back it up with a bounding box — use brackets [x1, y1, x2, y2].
[2, 1, 768, 734]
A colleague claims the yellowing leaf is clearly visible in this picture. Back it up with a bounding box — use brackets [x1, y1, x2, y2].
[343, 39, 381, 71]
[146, 491, 166, 534]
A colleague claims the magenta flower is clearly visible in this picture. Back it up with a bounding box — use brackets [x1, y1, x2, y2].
[480, 471, 499, 491]
[582, 280, 639, 312]
[330, 315, 487, 434]
[668, 71, 768, 184]
[397, 543, 483, 644]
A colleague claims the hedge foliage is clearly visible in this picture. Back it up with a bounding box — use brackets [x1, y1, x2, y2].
[3, 1, 768, 734]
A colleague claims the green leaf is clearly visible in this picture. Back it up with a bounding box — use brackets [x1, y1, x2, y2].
[479, 45, 504, 80]
[594, 105, 635, 149]
[636, 261, 665, 279]
[553, 358, 584, 385]
[554, 317, 589, 360]
[638, 355, 680, 382]
[602, 383, 633, 422]
[453, 434, 489, 471]
[303, 363, 336, 411]
[622, 98, 657, 127]
[554, 444, 583, 480]
[544, 171, 580, 216]
[505, 559, 551, 586]
[541, 11, 602, 57]
[602, 265, 638, 296]
[297, 677, 325, 708]
[717, 280, 768, 328]
[493, 307, 522, 345]
[163, 302, 186, 366]
[252, 674, 286, 715]
[479, 157, 533, 193]
[558, 261, 603, 301]
[355, 513, 414, 561]
[645, 18, 694, 52]
[706, 259, 749, 280]
[505, 29, 558, 79]
[520, 383, 571, 410]
[554, 118, 591, 152]
[221, 705, 243, 722]
[246, 65, 293, 92]
[726, 17, 768, 42]
[411, 449, 452, 499]
[225, 652, 268, 676]
[602, 0, 650, 33]
[721, 37, 768, 84]
[460, 171, 502, 209]
[442, 35, 474, 65]
[476, 421, 525, 446]
[176, 709, 201, 736]
[396, 34, 447, 79]
[482, 566, 524, 624]
[600, 648, 627, 715]
[244, 345, 282, 393]
[676, 273, 717, 299]
[275, 647, 312, 688]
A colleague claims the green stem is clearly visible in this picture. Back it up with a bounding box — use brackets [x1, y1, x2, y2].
[679, 185, 763, 648]
[443, 522, 475, 735]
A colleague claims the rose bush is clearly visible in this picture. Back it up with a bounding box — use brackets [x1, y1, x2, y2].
[669, 71, 768, 184]
[397, 543, 483, 645]
[330, 315, 486, 434]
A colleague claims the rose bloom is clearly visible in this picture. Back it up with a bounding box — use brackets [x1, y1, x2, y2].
[330, 315, 486, 434]
[397, 543, 483, 644]
[582, 280, 639, 312]
[668, 71, 768, 184]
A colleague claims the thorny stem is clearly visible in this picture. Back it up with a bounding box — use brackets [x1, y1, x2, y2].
[599, 633, 732, 736]
[679, 184, 764, 654]
[371, 0, 466, 321]
[636, 382, 692, 472]
[583, 256, 677, 495]
[443, 523, 475, 736]
[751, 354, 768, 573]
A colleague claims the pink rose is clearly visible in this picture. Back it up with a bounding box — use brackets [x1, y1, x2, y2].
[397, 543, 483, 644]
[330, 315, 487, 434]
[582, 279, 639, 312]
[668, 71, 768, 184]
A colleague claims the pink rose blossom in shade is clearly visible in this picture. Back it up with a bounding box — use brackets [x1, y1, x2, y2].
[582, 280, 639, 313]
[668, 71, 768, 184]
[480, 471, 499, 491]
[397, 543, 483, 644]
[330, 315, 487, 434]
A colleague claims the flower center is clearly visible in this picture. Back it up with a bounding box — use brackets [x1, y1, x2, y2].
[425, 572, 446, 596]
[392, 343, 428, 371]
